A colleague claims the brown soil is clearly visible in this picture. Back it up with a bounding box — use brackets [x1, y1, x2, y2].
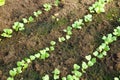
[0, 0, 120, 80]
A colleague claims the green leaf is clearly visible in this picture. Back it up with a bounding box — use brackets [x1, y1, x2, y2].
[28, 16, 34, 22]
[7, 77, 14, 80]
[73, 64, 80, 70]
[17, 67, 22, 73]
[93, 51, 99, 56]
[50, 41, 56, 46]
[53, 68, 60, 75]
[82, 61, 88, 69]
[0, 0, 5, 6]
[67, 75, 74, 80]
[34, 53, 41, 58]
[42, 74, 49, 80]
[22, 18, 28, 23]
[62, 77, 67, 80]
[9, 69, 17, 77]
[84, 14, 92, 22]
[85, 55, 92, 61]
[30, 55, 36, 61]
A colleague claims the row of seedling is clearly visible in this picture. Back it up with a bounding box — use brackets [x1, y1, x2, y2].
[0, 0, 60, 41]
[7, 0, 112, 80]
[41, 26, 120, 80]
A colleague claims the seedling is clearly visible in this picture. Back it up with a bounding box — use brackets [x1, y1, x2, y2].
[102, 33, 117, 44]
[54, 0, 60, 6]
[84, 14, 92, 22]
[40, 50, 50, 60]
[113, 26, 120, 36]
[1, 29, 13, 38]
[72, 64, 82, 78]
[52, 68, 60, 79]
[58, 37, 66, 42]
[28, 16, 34, 22]
[0, 0, 5, 6]
[89, 1, 105, 14]
[72, 19, 84, 29]
[12, 22, 25, 31]
[63, 26, 72, 35]
[114, 77, 120, 80]
[43, 3, 52, 11]
[9, 68, 17, 77]
[7, 77, 14, 80]
[50, 41, 56, 46]
[22, 18, 28, 23]
[33, 10, 42, 17]
[42, 74, 49, 80]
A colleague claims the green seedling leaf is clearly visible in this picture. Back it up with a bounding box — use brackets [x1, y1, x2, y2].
[1, 29, 13, 38]
[102, 33, 117, 44]
[72, 19, 84, 29]
[7, 77, 14, 80]
[24, 58, 31, 63]
[50, 41, 56, 46]
[12, 22, 25, 31]
[22, 18, 28, 23]
[67, 75, 74, 80]
[34, 53, 41, 58]
[113, 26, 120, 36]
[9, 69, 17, 77]
[23, 63, 28, 69]
[54, 0, 60, 6]
[43, 3, 52, 11]
[62, 77, 67, 80]
[73, 75, 79, 80]
[73, 64, 80, 70]
[42, 74, 49, 80]
[40, 51, 50, 60]
[66, 35, 71, 40]
[34, 10, 42, 17]
[28, 16, 34, 22]
[84, 14, 92, 22]
[88, 61, 94, 67]
[58, 37, 66, 42]
[53, 68, 60, 79]
[72, 71, 82, 77]
[30, 55, 35, 61]
[114, 77, 119, 80]
[93, 51, 99, 56]
[45, 47, 50, 51]
[17, 67, 22, 74]
[50, 46, 55, 51]
[0, 0, 5, 6]
[85, 55, 92, 61]
[82, 61, 88, 70]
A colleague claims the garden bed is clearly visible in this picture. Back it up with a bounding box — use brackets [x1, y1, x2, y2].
[0, 0, 120, 80]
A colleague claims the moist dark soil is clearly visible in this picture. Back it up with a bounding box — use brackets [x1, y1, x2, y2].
[0, 0, 120, 80]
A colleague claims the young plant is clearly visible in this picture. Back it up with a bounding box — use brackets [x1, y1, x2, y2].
[12, 22, 25, 31]
[52, 68, 60, 80]
[72, 19, 84, 29]
[72, 64, 82, 78]
[1, 29, 13, 38]
[114, 77, 120, 80]
[84, 14, 92, 22]
[102, 33, 117, 44]
[54, 0, 60, 6]
[43, 3, 52, 11]
[40, 49, 50, 60]
[33, 10, 42, 17]
[89, 1, 106, 14]
[42, 74, 49, 80]
[58, 37, 66, 42]
[0, 0, 5, 6]
[113, 26, 120, 36]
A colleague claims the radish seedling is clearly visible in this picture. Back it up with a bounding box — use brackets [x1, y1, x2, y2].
[42, 74, 49, 80]
[84, 14, 92, 22]
[12, 22, 25, 31]
[72, 19, 84, 29]
[33, 10, 42, 17]
[1, 29, 13, 38]
[0, 0, 5, 6]
[52, 68, 60, 79]
[43, 3, 52, 11]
